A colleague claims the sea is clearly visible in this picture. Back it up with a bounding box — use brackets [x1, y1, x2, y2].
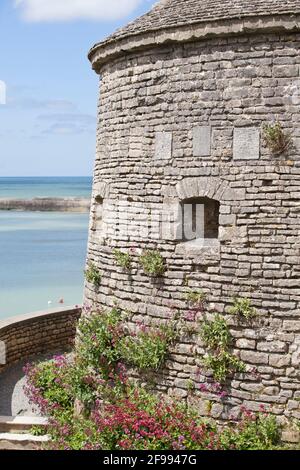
[0, 177, 92, 320]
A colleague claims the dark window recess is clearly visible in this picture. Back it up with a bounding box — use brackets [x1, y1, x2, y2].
[180, 197, 220, 241]
[93, 195, 103, 231]
[95, 195, 103, 204]
[262, 179, 273, 186]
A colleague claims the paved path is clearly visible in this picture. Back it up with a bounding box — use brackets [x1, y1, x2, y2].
[0, 354, 57, 417]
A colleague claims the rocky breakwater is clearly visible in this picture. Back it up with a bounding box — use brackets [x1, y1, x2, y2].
[0, 198, 90, 212]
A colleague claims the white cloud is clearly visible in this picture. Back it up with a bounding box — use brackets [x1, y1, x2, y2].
[7, 97, 76, 111]
[37, 113, 96, 136]
[14, 0, 143, 22]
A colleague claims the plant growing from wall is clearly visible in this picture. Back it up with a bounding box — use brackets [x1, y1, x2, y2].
[118, 323, 176, 370]
[139, 250, 166, 277]
[77, 310, 175, 376]
[76, 308, 124, 376]
[200, 315, 231, 350]
[85, 262, 102, 287]
[185, 289, 207, 307]
[200, 314, 246, 383]
[113, 249, 132, 270]
[229, 297, 257, 320]
[203, 350, 246, 384]
[24, 310, 284, 450]
[262, 121, 292, 156]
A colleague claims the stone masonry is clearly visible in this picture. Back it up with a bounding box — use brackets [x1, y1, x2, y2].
[0, 307, 81, 373]
[85, 0, 300, 433]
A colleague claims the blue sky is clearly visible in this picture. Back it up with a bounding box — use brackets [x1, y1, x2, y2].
[0, 0, 152, 176]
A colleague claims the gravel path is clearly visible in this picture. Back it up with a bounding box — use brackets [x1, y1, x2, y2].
[0, 353, 59, 417]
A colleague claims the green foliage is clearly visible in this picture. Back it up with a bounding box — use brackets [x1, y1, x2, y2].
[26, 368, 283, 450]
[25, 309, 286, 451]
[229, 297, 257, 320]
[185, 289, 207, 306]
[139, 250, 166, 277]
[31, 426, 47, 437]
[118, 324, 175, 370]
[26, 310, 176, 412]
[200, 315, 231, 350]
[31, 359, 73, 411]
[203, 350, 246, 383]
[263, 121, 292, 156]
[187, 379, 195, 392]
[76, 308, 123, 373]
[76, 310, 175, 373]
[85, 262, 101, 287]
[113, 249, 132, 270]
[200, 314, 246, 383]
[220, 413, 280, 450]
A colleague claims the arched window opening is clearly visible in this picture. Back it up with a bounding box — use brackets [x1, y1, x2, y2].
[180, 197, 220, 242]
[92, 195, 103, 232]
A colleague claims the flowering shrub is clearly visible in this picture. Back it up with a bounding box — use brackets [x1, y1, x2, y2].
[24, 355, 74, 416]
[25, 309, 176, 413]
[86, 388, 221, 450]
[24, 308, 283, 451]
[196, 379, 228, 399]
[24, 368, 282, 451]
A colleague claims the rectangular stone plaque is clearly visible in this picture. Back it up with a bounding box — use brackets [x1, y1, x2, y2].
[154, 132, 172, 160]
[193, 126, 211, 157]
[233, 127, 260, 160]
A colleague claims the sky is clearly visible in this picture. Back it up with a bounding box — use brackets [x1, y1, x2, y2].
[0, 0, 153, 176]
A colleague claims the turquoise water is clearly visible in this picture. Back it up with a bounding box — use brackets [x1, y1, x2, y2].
[0, 178, 92, 320]
[0, 177, 92, 199]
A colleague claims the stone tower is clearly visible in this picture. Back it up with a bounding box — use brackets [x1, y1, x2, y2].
[86, 0, 300, 425]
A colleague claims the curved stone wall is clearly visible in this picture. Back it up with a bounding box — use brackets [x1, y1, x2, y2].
[85, 30, 300, 423]
[0, 307, 81, 373]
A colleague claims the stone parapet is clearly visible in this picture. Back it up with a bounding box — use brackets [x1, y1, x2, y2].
[0, 307, 81, 373]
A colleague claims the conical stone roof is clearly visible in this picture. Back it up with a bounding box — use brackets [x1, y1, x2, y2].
[89, 0, 300, 71]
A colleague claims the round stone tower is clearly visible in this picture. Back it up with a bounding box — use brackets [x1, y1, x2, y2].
[86, 0, 300, 428]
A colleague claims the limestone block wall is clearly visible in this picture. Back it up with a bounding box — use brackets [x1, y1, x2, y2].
[0, 307, 81, 373]
[85, 31, 300, 423]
